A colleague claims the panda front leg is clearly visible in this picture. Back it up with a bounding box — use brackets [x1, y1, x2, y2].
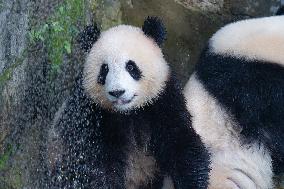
[59, 124, 127, 188]
[160, 131, 210, 189]
[165, 150, 209, 189]
[89, 139, 128, 189]
[57, 134, 127, 188]
[90, 164, 126, 189]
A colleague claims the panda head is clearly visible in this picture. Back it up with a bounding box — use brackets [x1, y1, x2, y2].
[80, 17, 169, 113]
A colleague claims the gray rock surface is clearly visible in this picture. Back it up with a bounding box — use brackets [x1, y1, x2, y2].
[174, 0, 224, 12]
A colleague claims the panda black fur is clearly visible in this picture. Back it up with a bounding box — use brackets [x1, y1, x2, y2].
[50, 17, 210, 189]
[184, 15, 284, 188]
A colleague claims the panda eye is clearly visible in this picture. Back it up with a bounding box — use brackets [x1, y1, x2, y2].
[102, 64, 108, 70]
[125, 60, 142, 81]
[97, 63, 109, 85]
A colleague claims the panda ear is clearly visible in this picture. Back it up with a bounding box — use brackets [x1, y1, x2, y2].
[142, 17, 166, 47]
[78, 24, 101, 52]
[276, 6, 284, 15]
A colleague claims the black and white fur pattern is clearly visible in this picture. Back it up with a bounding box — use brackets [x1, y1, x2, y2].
[184, 15, 284, 189]
[50, 17, 210, 189]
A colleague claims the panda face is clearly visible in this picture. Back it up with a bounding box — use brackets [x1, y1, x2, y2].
[83, 25, 169, 112]
[95, 59, 143, 111]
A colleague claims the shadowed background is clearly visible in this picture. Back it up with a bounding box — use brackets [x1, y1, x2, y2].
[0, 0, 282, 188]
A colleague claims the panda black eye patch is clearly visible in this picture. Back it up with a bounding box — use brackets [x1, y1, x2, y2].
[125, 60, 142, 80]
[97, 63, 109, 85]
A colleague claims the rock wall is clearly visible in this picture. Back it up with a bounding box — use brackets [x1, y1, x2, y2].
[0, 0, 30, 188]
[0, 0, 282, 188]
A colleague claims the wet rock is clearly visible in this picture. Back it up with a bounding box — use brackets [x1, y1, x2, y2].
[225, 0, 280, 19]
[0, 0, 88, 188]
[92, 0, 123, 29]
[174, 0, 224, 13]
[0, 0, 29, 108]
[0, 1, 30, 187]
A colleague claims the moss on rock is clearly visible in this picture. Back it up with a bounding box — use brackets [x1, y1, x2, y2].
[29, 0, 87, 72]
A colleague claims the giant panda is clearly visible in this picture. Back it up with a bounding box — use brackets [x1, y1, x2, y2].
[49, 17, 210, 189]
[184, 15, 284, 188]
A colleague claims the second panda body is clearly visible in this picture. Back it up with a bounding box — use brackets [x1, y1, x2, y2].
[184, 15, 284, 188]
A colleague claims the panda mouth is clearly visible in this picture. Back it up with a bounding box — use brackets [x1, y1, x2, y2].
[112, 95, 136, 105]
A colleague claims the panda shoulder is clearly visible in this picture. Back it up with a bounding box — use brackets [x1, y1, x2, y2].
[209, 16, 284, 66]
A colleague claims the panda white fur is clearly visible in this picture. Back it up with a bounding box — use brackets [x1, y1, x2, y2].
[50, 17, 210, 189]
[184, 15, 284, 189]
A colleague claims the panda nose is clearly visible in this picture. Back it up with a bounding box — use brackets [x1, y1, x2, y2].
[109, 90, 125, 98]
